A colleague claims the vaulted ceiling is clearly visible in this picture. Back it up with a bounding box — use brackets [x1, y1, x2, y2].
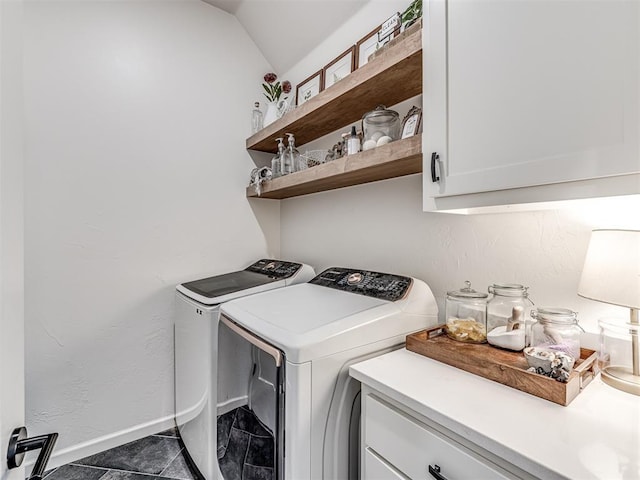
[201, 0, 368, 74]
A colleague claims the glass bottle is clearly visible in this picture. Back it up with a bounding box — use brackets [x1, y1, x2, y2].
[251, 102, 263, 134]
[340, 133, 350, 156]
[282, 133, 299, 175]
[486, 283, 534, 351]
[277, 137, 289, 176]
[445, 281, 488, 343]
[285, 133, 307, 173]
[271, 138, 284, 178]
[531, 308, 583, 359]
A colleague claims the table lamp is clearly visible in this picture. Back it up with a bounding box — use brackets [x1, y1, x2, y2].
[578, 229, 640, 396]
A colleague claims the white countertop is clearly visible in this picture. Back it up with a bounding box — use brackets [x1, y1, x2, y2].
[349, 348, 640, 480]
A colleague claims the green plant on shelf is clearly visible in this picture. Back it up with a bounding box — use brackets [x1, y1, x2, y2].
[401, 0, 422, 28]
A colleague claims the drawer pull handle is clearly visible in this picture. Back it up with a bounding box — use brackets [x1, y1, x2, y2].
[428, 464, 450, 480]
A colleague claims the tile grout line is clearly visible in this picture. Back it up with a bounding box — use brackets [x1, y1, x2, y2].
[158, 446, 187, 478]
[69, 463, 161, 478]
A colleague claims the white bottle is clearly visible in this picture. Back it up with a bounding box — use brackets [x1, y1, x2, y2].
[251, 102, 263, 134]
[346, 126, 360, 155]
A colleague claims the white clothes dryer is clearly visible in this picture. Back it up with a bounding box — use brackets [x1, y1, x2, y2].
[217, 267, 438, 480]
[174, 259, 315, 479]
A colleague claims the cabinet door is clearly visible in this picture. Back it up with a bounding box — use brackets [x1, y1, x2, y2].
[424, 0, 640, 208]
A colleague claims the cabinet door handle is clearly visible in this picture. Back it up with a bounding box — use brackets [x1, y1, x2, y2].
[430, 152, 440, 182]
[428, 464, 450, 480]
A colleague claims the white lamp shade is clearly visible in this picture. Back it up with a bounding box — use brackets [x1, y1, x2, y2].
[578, 229, 640, 309]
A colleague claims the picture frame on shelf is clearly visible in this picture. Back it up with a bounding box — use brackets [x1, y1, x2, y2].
[296, 70, 324, 106]
[323, 46, 356, 89]
[355, 26, 381, 68]
[401, 106, 422, 138]
[378, 12, 401, 43]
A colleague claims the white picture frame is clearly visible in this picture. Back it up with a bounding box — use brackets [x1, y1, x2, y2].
[355, 26, 380, 68]
[296, 70, 324, 106]
[401, 106, 423, 139]
[323, 47, 356, 89]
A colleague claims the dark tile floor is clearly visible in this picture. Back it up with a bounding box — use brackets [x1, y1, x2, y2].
[42, 427, 200, 480]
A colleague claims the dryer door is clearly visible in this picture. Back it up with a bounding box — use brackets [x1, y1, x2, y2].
[218, 315, 285, 480]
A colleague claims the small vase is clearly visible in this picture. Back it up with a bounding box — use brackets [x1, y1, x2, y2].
[263, 99, 289, 127]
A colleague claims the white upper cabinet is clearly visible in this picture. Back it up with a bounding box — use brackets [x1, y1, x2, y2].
[423, 0, 640, 212]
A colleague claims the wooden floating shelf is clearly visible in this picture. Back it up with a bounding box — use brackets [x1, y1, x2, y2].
[246, 23, 423, 153]
[246, 135, 422, 199]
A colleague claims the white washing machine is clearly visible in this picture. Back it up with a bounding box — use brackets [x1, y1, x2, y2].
[174, 259, 315, 479]
[217, 267, 438, 480]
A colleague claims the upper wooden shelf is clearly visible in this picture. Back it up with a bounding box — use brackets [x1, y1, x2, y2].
[246, 135, 422, 199]
[246, 23, 423, 153]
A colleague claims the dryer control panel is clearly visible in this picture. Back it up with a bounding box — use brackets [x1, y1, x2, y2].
[245, 259, 303, 279]
[310, 267, 412, 302]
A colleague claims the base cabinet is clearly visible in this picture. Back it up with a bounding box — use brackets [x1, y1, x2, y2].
[361, 388, 525, 480]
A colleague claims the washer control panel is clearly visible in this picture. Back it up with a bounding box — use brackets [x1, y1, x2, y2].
[310, 267, 412, 302]
[245, 259, 303, 279]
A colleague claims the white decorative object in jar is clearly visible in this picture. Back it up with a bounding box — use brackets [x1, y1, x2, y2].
[486, 283, 534, 351]
[361, 105, 400, 151]
[530, 308, 583, 359]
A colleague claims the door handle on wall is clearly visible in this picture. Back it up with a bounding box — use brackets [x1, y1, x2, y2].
[7, 426, 58, 480]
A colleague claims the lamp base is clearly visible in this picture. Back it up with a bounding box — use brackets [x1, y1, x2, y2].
[601, 365, 640, 396]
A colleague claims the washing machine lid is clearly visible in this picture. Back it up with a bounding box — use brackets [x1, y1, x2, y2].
[220, 283, 406, 363]
[176, 259, 307, 306]
[222, 283, 388, 332]
[220, 267, 437, 363]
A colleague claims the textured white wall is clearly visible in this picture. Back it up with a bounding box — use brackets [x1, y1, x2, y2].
[280, 177, 640, 336]
[280, 1, 640, 337]
[22, 0, 279, 463]
[1, 1, 26, 479]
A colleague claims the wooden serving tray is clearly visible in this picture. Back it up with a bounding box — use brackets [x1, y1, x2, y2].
[406, 326, 598, 406]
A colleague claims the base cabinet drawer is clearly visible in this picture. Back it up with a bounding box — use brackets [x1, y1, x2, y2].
[364, 394, 515, 480]
[365, 448, 408, 480]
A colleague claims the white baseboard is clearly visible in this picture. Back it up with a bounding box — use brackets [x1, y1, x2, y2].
[217, 396, 247, 415]
[27, 414, 177, 473]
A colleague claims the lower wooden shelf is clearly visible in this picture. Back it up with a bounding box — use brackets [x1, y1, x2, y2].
[246, 135, 422, 199]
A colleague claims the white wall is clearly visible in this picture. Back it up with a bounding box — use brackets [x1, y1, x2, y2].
[280, 1, 640, 338]
[281, 176, 639, 335]
[1, 1, 26, 479]
[22, 0, 279, 465]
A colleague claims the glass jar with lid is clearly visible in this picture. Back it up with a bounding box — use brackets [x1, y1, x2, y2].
[444, 281, 488, 343]
[361, 105, 400, 151]
[531, 307, 583, 359]
[486, 283, 534, 351]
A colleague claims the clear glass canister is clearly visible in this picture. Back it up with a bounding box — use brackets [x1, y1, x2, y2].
[445, 281, 488, 343]
[531, 307, 583, 359]
[598, 318, 640, 395]
[361, 105, 400, 151]
[486, 284, 534, 351]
